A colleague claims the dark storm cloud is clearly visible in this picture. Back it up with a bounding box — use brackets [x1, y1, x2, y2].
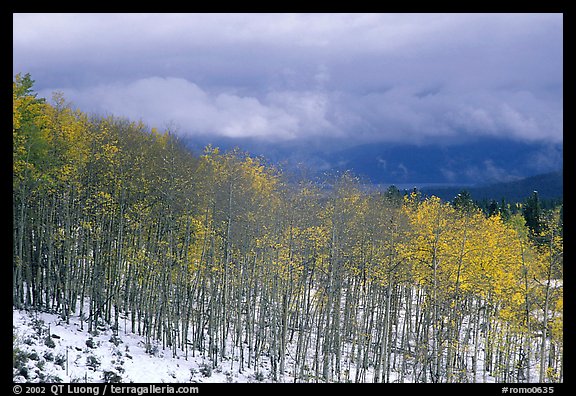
[13, 13, 563, 145]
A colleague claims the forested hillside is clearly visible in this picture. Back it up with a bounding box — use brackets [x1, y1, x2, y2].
[13, 74, 563, 383]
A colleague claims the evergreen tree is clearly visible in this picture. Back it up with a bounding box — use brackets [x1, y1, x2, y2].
[500, 198, 511, 222]
[384, 184, 403, 207]
[452, 190, 475, 214]
[488, 199, 499, 217]
[523, 191, 542, 236]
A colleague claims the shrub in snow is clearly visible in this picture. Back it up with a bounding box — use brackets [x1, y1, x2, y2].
[44, 374, 62, 383]
[28, 351, 39, 361]
[44, 335, 56, 348]
[86, 355, 100, 369]
[200, 363, 212, 377]
[36, 359, 45, 370]
[18, 366, 29, 379]
[13, 343, 28, 370]
[103, 370, 123, 383]
[54, 353, 66, 368]
[254, 371, 265, 382]
[32, 319, 46, 336]
[109, 335, 122, 346]
[86, 337, 97, 349]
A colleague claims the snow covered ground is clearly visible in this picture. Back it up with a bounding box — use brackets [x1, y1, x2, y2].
[13, 304, 550, 384]
[13, 309, 273, 383]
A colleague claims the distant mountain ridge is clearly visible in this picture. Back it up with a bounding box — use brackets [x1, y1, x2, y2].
[323, 137, 563, 186]
[182, 135, 563, 189]
[420, 170, 563, 203]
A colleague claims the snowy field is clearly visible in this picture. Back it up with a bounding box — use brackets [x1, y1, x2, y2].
[13, 309, 273, 383]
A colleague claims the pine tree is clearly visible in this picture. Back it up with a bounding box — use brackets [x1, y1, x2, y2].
[452, 190, 475, 214]
[488, 199, 499, 217]
[523, 191, 542, 237]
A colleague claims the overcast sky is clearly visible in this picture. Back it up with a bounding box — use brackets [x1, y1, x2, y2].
[13, 13, 563, 147]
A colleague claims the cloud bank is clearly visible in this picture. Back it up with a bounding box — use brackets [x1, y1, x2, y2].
[14, 13, 563, 146]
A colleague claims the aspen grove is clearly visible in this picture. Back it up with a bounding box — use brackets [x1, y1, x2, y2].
[13, 74, 563, 383]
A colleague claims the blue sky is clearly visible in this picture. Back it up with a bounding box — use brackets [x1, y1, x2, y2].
[13, 13, 563, 147]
